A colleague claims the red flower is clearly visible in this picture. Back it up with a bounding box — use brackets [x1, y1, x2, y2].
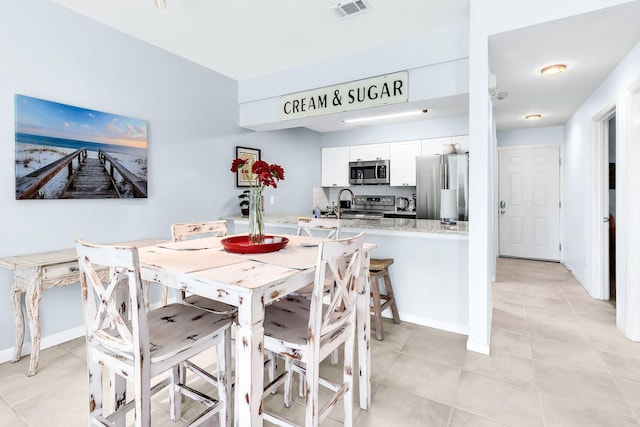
[230, 158, 248, 172]
[231, 157, 285, 189]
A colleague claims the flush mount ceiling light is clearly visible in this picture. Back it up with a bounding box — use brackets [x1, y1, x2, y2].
[343, 109, 427, 124]
[540, 64, 567, 76]
[154, 0, 167, 10]
[525, 114, 542, 121]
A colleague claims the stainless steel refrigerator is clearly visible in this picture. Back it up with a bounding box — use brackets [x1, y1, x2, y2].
[415, 153, 469, 220]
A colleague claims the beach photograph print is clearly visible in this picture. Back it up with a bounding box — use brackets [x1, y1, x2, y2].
[15, 94, 148, 199]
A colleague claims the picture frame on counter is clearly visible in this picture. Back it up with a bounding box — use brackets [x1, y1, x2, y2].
[235, 146, 261, 187]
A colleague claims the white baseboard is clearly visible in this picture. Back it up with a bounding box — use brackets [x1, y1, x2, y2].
[466, 339, 490, 355]
[0, 325, 86, 365]
[381, 308, 469, 336]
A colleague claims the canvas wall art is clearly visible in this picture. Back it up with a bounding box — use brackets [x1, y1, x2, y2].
[14, 95, 148, 199]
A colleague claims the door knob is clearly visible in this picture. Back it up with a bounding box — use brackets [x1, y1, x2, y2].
[499, 200, 506, 209]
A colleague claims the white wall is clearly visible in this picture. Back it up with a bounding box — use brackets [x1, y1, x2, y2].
[469, 0, 636, 353]
[237, 24, 469, 131]
[563, 39, 640, 338]
[497, 126, 565, 147]
[0, 0, 320, 360]
[238, 23, 469, 103]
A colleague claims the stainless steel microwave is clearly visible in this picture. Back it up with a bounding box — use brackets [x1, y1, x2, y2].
[349, 160, 390, 185]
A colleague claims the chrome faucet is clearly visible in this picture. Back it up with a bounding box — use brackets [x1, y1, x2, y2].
[335, 188, 355, 219]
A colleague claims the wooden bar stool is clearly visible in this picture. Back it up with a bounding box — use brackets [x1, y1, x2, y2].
[369, 258, 401, 340]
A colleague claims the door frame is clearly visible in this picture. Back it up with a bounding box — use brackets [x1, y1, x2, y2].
[497, 143, 563, 262]
[591, 102, 616, 301]
[624, 80, 640, 341]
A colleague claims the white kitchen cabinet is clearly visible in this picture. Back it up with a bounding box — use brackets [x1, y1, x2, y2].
[389, 140, 421, 186]
[321, 146, 350, 187]
[349, 143, 390, 161]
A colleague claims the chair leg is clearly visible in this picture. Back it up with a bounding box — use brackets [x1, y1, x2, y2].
[161, 286, 169, 306]
[134, 363, 151, 427]
[343, 331, 355, 427]
[284, 358, 295, 408]
[217, 328, 232, 427]
[304, 359, 320, 427]
[371, 273, 384, 340]
[382, 271, 401, 324]
[297, 369, 306, 399]
[87, 361, 103, 424]
[109, 371, 127, 426]
[169, 365, 181, 421]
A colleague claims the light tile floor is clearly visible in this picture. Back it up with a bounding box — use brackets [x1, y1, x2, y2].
[1, 258, 639, 426]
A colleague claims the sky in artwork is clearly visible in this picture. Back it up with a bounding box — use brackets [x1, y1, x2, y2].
[15, 95, 147, 149]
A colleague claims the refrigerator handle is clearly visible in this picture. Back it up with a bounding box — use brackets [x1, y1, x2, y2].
[442, 159, 448, 189]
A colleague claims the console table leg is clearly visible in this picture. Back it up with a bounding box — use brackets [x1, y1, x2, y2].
[11, 285, 25, 363]
[25, 276, 43, 376]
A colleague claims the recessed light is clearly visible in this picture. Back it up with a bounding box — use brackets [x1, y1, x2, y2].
[540, 64, 567, 76]
[525, 114, 542, 121]
[343, 109, 427, 124]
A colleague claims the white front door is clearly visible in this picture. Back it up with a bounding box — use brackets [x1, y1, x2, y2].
[498, 146, 560, 261]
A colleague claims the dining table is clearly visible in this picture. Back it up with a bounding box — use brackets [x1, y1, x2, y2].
[136, 233, 374, 426]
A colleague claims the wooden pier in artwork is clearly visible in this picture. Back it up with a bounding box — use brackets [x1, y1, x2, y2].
[15, 149, 147, 199]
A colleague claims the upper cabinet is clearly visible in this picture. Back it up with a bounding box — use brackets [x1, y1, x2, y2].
[349, 143, 390, 162]
[322, 136, 468, 187]
[389, 140, 421, 186]
[321, 146, 350, 187]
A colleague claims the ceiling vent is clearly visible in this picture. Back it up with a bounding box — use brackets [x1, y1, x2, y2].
[331, 0, 371, 19]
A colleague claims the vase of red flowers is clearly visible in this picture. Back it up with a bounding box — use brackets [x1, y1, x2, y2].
[231, 158, 285, 244]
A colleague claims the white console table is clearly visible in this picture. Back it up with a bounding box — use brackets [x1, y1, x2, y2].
[0, 239, 165, 376]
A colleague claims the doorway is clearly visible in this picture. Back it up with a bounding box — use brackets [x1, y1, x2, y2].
[607, 115, 616, 304]
[592, 105, 616, 302]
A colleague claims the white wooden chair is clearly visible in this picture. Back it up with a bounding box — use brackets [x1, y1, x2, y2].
[293, 217, 342, 296]
[262, 232, 365, 427]
[75, 238, 233, 427]
[162, 220, 236, 315]
[297, 217, 341, 240]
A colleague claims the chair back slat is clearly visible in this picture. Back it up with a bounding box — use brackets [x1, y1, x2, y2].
[171, 220, 228, 241]
[76, 239, 149, 362]
[310, 233, 364, 341]
[297, 217, 341, 240]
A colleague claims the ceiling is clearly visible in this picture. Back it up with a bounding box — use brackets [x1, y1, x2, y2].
[52, 0, 640, 133]
[51, 0, 469, 81]
[489, 1, 640, 130]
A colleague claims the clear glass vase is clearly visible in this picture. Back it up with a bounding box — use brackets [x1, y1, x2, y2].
[248, 187, 264, 244]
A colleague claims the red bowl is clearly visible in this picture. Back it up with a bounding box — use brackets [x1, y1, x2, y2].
[221, 235, 289, 254]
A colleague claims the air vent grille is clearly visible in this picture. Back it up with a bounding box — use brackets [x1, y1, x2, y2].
[331, 0, 371, 18]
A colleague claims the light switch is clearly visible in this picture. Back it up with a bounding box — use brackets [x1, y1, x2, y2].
[270, 195, 275, 205]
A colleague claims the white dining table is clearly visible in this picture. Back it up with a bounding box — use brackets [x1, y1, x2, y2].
[137, 234, 374, 426]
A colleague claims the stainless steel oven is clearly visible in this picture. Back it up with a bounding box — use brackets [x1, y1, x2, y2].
[349, 159, 390, 185]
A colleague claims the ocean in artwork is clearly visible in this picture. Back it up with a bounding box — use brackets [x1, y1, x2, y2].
[15, 95, 148, 199]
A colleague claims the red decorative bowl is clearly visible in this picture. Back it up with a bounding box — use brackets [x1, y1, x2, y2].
[221, 235, 289, 254]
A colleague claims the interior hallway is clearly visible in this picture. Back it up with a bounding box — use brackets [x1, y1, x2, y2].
[0, 258, 639, 426]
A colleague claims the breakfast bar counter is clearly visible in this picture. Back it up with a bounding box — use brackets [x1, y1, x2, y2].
[224, 214, 469, 336]
[224, 214, 468, 239]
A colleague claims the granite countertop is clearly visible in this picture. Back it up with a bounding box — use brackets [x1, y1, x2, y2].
[223, 214, 468, 237]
